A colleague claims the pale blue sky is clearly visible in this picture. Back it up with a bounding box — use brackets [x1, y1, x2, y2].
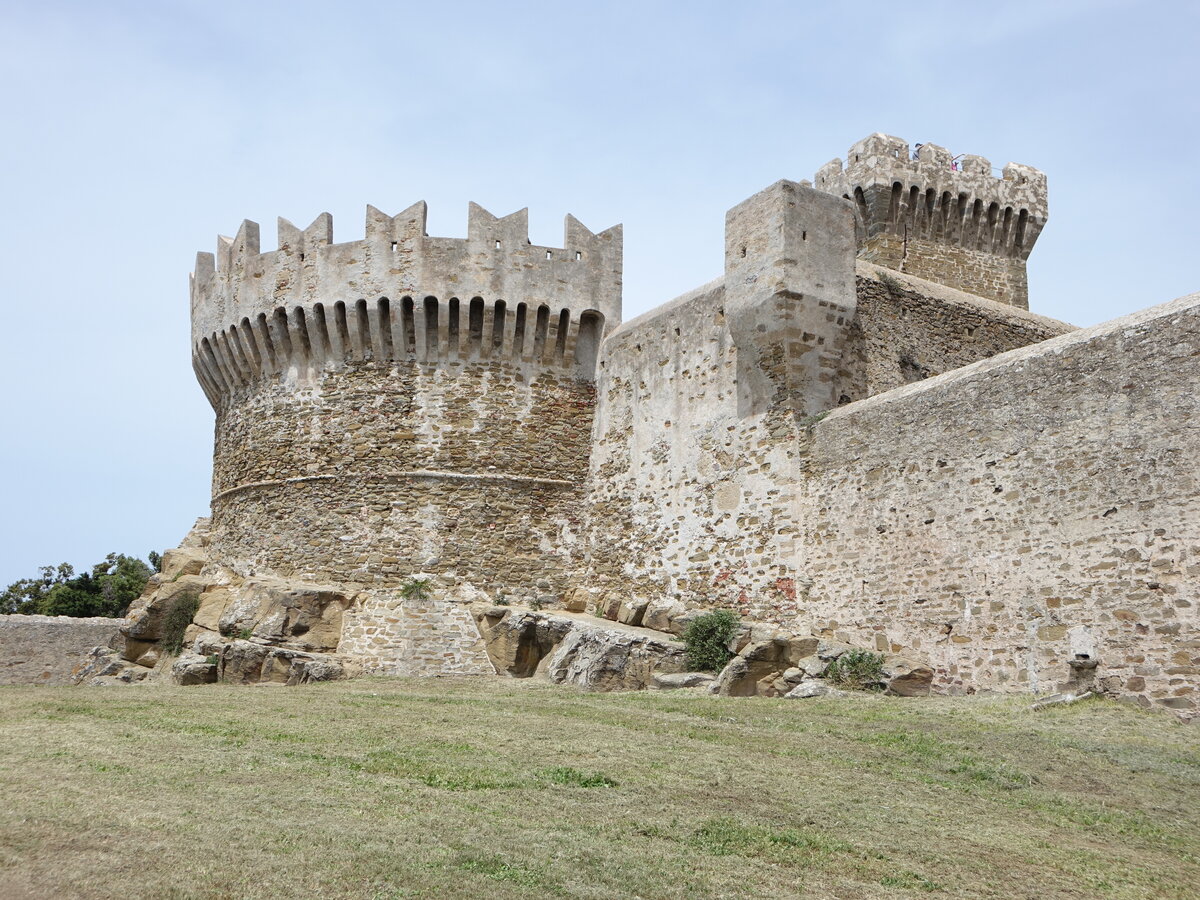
[1, 0, 1196, 584]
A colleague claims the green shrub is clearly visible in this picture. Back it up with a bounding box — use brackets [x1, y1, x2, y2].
[160, 592, 201, 656]
[877, 270, 903, 293]
[683, 609, 740, 672]
[400, 577, 432, 602]
[825, 649, 886, 691]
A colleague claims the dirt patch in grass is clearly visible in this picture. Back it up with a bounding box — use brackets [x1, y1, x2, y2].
[0, 679, 1196, 899]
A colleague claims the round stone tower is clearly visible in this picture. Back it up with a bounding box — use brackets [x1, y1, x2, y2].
[190, 201, 621, 604]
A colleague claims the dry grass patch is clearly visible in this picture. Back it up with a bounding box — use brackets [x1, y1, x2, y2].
[0, 678, 1196, 899]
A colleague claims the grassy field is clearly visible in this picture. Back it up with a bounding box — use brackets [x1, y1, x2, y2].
[0, 678, 1197, 899]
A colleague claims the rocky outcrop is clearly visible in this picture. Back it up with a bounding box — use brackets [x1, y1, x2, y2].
[705, 626, 934, 699]
[171, 652, 217, 686]
[542, 623, 687, 691]
[474, 607, 687, 691]
[186, 632, 349, 687]
[70, 646, 151, 686]
[652, 671, 715, 690]
[213, 580, 353, 652]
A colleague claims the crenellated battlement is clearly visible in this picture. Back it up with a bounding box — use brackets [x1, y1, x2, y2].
[190, 203, 621, 405]
[813, 133, 1047, 308]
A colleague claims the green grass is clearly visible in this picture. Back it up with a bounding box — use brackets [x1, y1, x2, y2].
[0, 679, 1197, 899]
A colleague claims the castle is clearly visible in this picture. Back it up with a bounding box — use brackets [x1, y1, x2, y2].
[184, 133, 1198, 714]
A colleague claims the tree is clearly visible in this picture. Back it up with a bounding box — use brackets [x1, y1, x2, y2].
[0, 553, 154, 618]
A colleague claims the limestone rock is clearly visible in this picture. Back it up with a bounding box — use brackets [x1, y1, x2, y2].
[172, 652, 218, 686]
[474, 608, 573, 677]
[642, 598, 686, 633]
[120, 637, 157, 664]
[712, 657, 756, 697]
[122, 576, 209, 642]
[542, 623, 687, 691]
[793, 654, 827, 678]
[561, 588, 591, 613]
[134, 647, 161, 669]
[784, 682, 847, 700]
[193, 587, 233, 633]
[652, 671, 716, 689]
[713, 634, 825, 697]
[726, 624, 753, 655]
[159, 547, 207, 581]
[71, 647, 129, 683]
[217, 580, 352, 652]
[668, 608, 705, 637]
[286, 656, 345, 685]
[616, 598, 649, 627]
[881, 656, 934, 697]
[596, 593, 623, 621]
[817, 639, 853, 661]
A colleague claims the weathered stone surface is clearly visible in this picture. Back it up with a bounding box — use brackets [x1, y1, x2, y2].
[785, 682, 847, 700]
[172, 652, 218, 685]
[0, 615, 124, 685]
[159, 547, 207, 581]
[652, 671, 716, 689]
[713, 658, 758, 697]
[616, 598, 648, 627]
[122, 576, 208, 642]
[642, 599, 686, 634]
[134, 647, 161, 669]
[192, 587, 233, 633]
[287, 657, 345, 686]
[561, 588, 593, 613]
[596, 593, 623, 621]
[882, 656, 934, 697]
[794, 655, 827, 678]
[542, 623, 686, 691]
[210, 579, 352, 652]
[120, 637, 156, 664]
[475, 609, 573, 677]
[475, 608, 686, 691]
[218, 639, 271, 684]
[71, 646, 132, 684]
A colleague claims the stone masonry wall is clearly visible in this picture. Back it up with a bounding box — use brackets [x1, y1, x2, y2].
[859, 235, 1031, 311]
[210, 359, 593, 603]
[800, 292, 1200, 714]
[586, 279, 808, 618]
[0, 615, 123, 685]
[844, 264, 1072, 401]
[584, 269, 1064, 620]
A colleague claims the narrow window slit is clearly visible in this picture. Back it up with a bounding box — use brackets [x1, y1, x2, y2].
[533, 304, 550, 359]
[493, 300, 507, 351]
[422, 297, 437, 357]
[333, 301, 351, 361]
[554, 308, 570, 359]
[513, 302, 527, 358]
[378, 298, 394, 359]
[310, 304, 332, 362]
[448, 298, 460, 356]
[355, 299, 370, 358]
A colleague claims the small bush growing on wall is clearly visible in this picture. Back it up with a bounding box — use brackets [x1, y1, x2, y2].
[400, 577, 432, 603]
[161, 593, 202, 656]
[683, 609, 740, 672]
[825, 649, 886, 691]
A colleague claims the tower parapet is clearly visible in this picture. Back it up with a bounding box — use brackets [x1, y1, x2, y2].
[190, 203, 621, 407]
[814, 133, 1047, 309]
